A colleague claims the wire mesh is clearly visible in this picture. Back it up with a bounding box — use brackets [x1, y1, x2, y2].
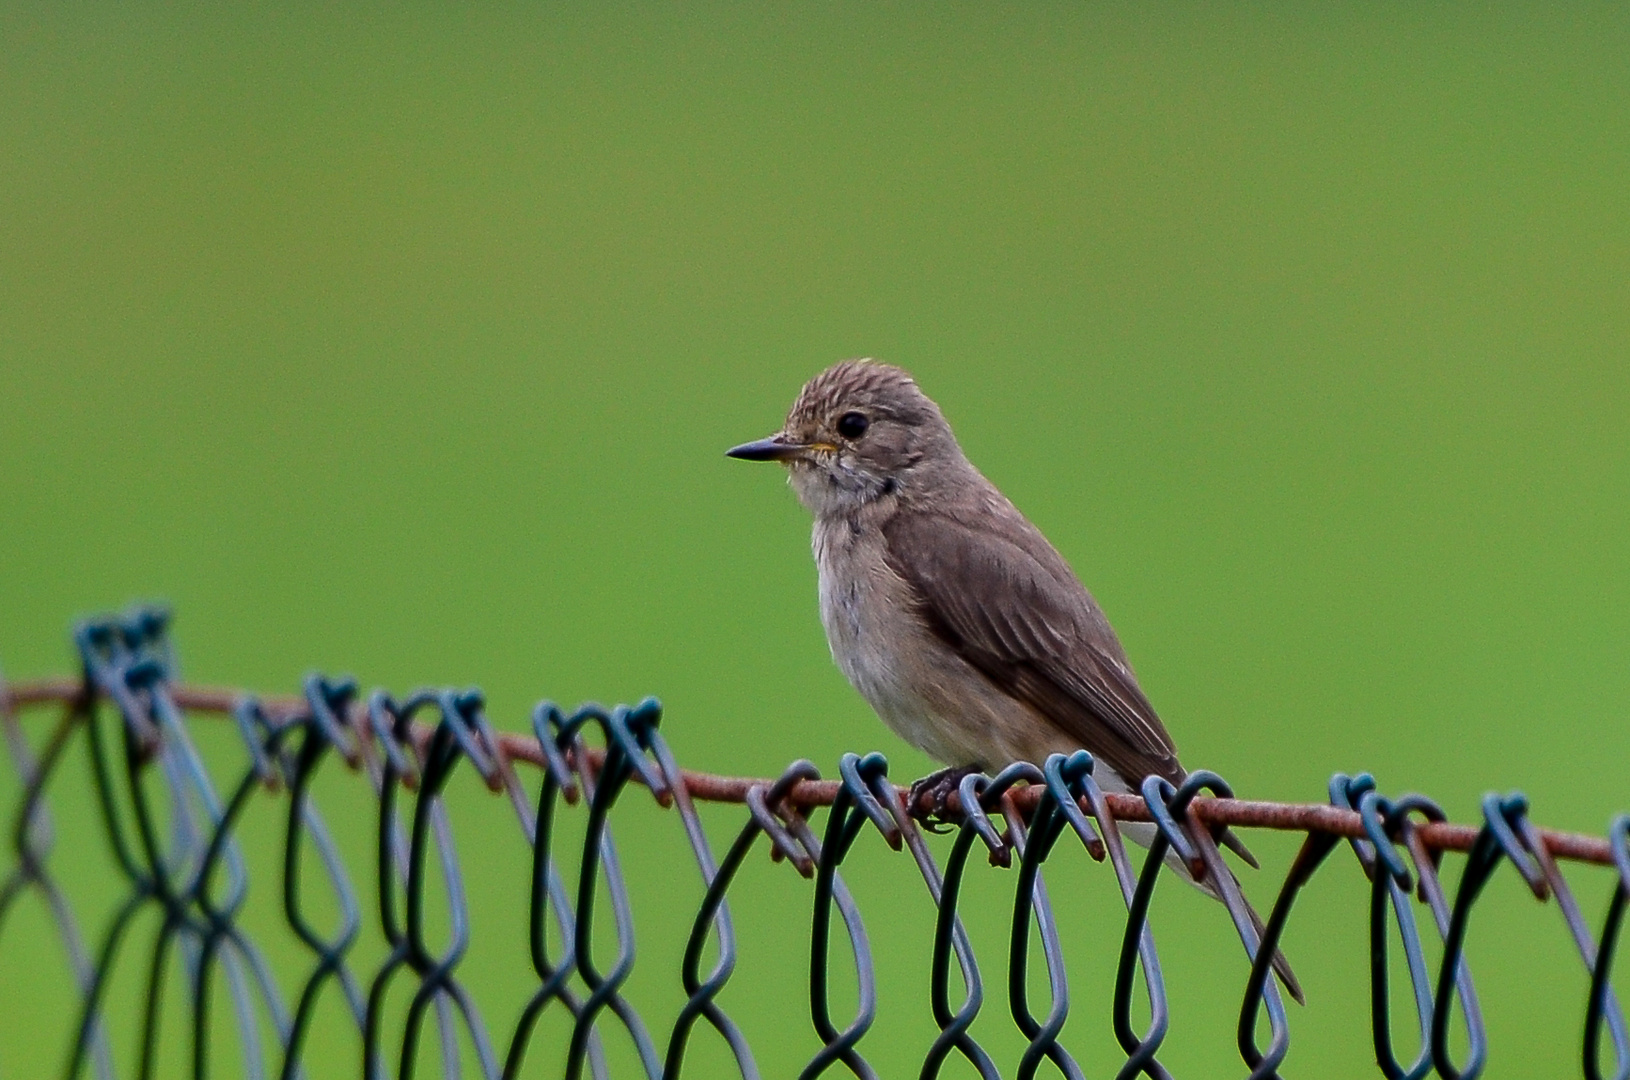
[2, 605, 1629, 1079]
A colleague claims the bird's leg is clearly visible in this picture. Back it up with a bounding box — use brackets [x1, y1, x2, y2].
[907, 764, 983, 832]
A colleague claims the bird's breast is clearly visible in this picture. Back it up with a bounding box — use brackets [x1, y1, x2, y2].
[811, 515, 1018, 767]
[812, 517, 900, 693]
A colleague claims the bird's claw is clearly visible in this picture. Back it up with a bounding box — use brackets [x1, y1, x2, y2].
[908, 764, 981, 830]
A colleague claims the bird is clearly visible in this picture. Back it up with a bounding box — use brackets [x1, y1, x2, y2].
[727, 358, 1300, 1002]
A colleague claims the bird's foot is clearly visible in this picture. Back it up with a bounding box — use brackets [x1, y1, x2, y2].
[908, 764, 983, 832]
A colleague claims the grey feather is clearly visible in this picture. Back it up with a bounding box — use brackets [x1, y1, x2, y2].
[881, 501, 1185, 789]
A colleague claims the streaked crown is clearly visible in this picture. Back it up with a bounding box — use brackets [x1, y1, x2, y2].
[785, 359, 942, 434]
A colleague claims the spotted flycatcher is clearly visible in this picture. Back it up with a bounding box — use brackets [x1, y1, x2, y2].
[729, 359, 1299, 1000]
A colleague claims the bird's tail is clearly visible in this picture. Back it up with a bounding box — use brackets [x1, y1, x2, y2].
[1119, 820, 1304, 1005]
[1239, 884, 1303, 1006]
[1190, 840, 1304, 1007]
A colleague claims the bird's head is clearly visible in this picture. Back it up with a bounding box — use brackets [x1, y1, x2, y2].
[728, 359, 962, 517]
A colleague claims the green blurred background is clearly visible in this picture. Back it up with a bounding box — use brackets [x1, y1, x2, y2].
[4, 3, 1629, 1077]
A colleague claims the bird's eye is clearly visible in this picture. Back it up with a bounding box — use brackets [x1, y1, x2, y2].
[836, 412, 869, 439]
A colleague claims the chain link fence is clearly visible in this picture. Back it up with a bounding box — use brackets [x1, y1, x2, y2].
[2, 606, 1628, 1079]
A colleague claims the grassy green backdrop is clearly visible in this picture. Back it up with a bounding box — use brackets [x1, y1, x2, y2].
[4, 3, 1630, 1077]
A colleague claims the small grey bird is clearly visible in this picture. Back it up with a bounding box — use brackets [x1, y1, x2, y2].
[729, 358, 1300, 1000]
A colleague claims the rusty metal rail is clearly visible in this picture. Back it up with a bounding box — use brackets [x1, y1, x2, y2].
[2, 606, 1628, 1080]
[7, 678, 1608, 869]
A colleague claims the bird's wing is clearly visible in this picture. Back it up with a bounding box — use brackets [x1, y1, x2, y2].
[882, 505, 1184, 785]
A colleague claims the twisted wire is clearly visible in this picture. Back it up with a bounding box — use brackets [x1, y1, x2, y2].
[3, 606, 1630, 1080]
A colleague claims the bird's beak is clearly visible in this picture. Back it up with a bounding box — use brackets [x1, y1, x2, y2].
[727, 433, 808, 462]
